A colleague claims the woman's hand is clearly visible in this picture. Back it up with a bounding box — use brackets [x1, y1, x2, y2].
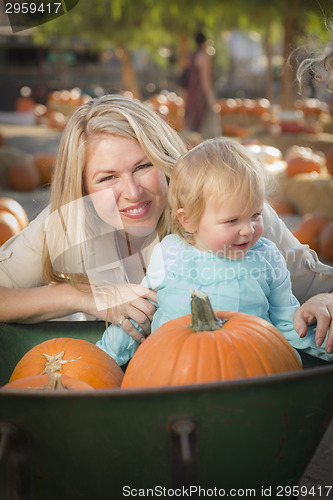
[79, 283, 157, 343]
[293, 292, 333, 354]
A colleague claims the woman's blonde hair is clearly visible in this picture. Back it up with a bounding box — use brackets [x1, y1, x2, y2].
[42, 94, 187, 285]
[168, 138, 269, 245]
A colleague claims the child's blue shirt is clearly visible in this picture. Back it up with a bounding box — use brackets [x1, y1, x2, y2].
[97, 235, 333, 365]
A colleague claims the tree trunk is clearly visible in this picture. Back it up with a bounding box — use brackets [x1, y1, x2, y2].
[264, 22, 274, 103]
[177, 33, 190, 71]
[281, 3, 301, 109]
[117, 44, 142, 100]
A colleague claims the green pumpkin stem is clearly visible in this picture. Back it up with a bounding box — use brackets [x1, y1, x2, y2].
[189, 290, 227, 332]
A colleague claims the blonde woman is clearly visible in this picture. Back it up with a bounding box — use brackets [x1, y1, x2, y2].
[0, 95, 332, 347]
[98, 138, 333, 365]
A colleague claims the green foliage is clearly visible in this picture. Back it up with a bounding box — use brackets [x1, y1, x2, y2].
[31, 0, 332, 75]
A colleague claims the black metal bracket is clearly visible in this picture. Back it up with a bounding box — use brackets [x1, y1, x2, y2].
[170, 417, 198, 493]
[0, 421, 32, 500]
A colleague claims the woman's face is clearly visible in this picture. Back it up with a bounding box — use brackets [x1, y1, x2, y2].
[83, 135, 168, 236]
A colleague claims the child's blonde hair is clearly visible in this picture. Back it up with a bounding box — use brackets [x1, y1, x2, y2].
[168, 138, 269, 244]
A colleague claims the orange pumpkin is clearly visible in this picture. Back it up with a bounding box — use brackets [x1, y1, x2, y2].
[33, 153, 57, 184]
[292, 213, 332, 253]
[2, 373, 94, 391]
[7, 162, 41, 191]
[286, 156, 321, 177]
[10, 338, 124, 389]
[0, 197, 29, 231]
[325, 147, 333, 176]
[269, 199, 297, 216]
[15, 96, 35, 113]
[121, 291, 302, 389]
[0, 212, 22, 245]
[222, 124, 248, 138]
[319, 221, 333, 261]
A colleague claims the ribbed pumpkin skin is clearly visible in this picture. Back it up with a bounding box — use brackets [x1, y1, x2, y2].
[10, 338, 124, 389]
[121, 311, 302, 389]
[2, 373, 94, 391]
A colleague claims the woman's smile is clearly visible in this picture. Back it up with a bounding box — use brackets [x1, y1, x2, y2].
[120, 200, 152, 218]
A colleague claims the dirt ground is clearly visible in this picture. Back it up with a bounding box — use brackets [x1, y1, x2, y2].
[0, 123, 333, 498]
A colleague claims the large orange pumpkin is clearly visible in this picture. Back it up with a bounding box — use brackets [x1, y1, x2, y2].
[2, 373, 94, 391]
[121, 291, 302, 389]
[10, 338, 124, 389]
[292, 213, 332, 253]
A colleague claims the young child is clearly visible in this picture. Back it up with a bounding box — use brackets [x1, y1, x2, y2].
[97, 138, 333, 365]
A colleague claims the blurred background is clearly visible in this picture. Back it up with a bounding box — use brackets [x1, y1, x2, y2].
[1, 0, 333, 260]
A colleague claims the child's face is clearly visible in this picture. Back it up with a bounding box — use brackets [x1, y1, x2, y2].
[191, 189, 265, 260]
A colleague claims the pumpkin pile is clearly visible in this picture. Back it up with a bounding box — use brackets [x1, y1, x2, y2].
[2, 338, 124, 392]
[0, 197, 29, 245]
[121, 291, 302, 389]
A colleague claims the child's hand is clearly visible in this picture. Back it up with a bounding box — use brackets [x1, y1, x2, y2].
[293, 292, 333, 354]
[79, 283, 157, 343]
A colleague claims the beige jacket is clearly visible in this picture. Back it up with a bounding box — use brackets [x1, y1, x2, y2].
[0, 204, 332, 304]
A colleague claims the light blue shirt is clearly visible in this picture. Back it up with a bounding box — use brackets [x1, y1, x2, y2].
[97, 235, 333, 365]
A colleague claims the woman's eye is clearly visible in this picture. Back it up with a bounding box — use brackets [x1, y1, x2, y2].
[252, 213, 262, 219]
[225, 219, 238, 224]
[100, 174, 116, 183]
[135, 162, 153, 172]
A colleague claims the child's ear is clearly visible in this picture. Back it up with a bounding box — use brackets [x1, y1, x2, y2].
[177, 209, 196, 233]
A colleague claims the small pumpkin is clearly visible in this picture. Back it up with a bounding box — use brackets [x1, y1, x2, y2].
[319, 221, 333, 261]
[292, 213, 332, 253]
[0, 197, 29, 231]
[121, 291, 302, 389]
[10, 338, 124, 389]
[286, 156, 321, 177]
[325, 147, 333, 176]
[33, 153, 57, 185]
[15, 96, 35, 113]
[0, 211, 22, 246]
[2, 373, 94, 391]
[7, 161, 41, 191]
[269, 199, 297, 216]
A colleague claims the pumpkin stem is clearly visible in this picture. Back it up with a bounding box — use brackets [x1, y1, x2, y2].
[189, 290, 227, 332]
[41, 351, 81, 375]
[42, 373, 69, 391]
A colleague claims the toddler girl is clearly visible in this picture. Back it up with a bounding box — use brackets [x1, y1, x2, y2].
[97, 138, 332, 365]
